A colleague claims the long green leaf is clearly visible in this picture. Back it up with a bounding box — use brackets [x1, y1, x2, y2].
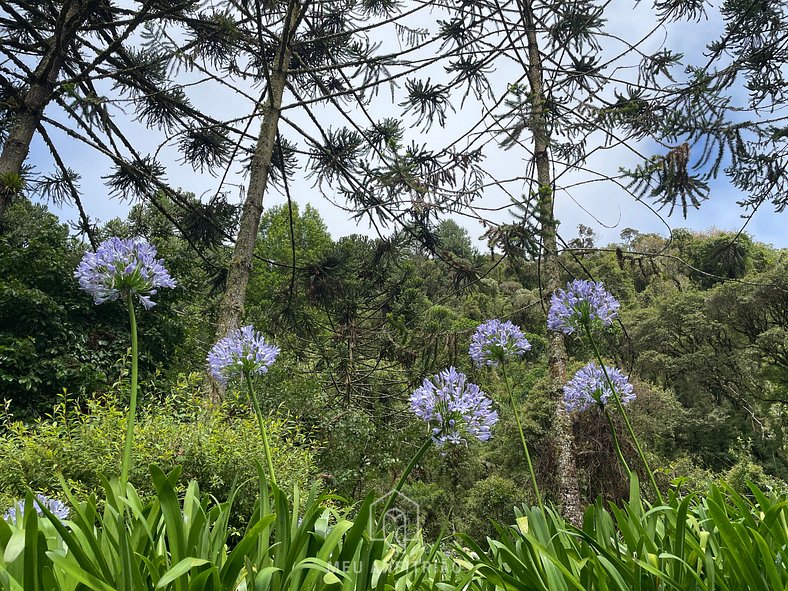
[46, 551, 117, 591]
[157, 557, 210, 589]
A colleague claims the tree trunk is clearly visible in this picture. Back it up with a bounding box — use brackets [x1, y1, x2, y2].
[211, 6, 301, 396]
[0, 0, 98, 221]
[521, 1, 583, 525]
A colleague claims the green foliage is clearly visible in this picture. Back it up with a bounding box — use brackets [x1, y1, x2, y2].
[0, 201, 120, 409]
[3, 197, 788, 590]
[0, 467, 446, 590]
[459, 478, 788, 591]
[623, 251, 788, 478]
[0, 200, 192, 415]
[4, 456, 788, 590]
[0, 382, 316, 529]
[399, 481, 452, 540]
[4, 193, 788, 564]
[461, 475, 525, 541]
[0, 173, 23, 194]
[247, 203, 333, 330]
[627, 380, 685, 457]
[689, 231, 756, 287]
[98, 196, 223, 383]
[724, 441, 788, 495]
[249, 357, 382, 498]
[435, 219, 475, 259]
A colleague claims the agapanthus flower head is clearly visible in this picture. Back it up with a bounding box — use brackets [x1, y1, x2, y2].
[410, 367, 498, 446]
[3, 494, 69, 525]
[547, 279, 619, 335]
[563, 362, 635, 413]
[207, 325, 280, 384]
[469, 319, 531, 367]
[75, 237, 175, 309]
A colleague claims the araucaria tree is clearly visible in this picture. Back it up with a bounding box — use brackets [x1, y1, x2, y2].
[169, 0, 492, 345]
[0, 0, 214, 235]
[316, 0, 788, 520]
[4, 0, 785, 522]
[121, 0, 492, 396]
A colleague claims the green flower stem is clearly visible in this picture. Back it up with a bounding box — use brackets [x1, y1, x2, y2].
[602, 406, 632, 478]
[583, 324, 663, 503]
[245, 371, 277, 488]
[379, 436, 433, 519]
[120, 295, 138, 487]
[501, 363, 543, 510]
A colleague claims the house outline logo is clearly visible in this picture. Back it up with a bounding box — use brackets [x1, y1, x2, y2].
[370, 490, 419, 544]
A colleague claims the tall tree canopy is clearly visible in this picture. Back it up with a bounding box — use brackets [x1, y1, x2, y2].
[0, 0, 221, 242]
[2, 0, 787, 523]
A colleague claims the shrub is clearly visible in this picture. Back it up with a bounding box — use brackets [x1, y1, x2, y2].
[0, 377, 317, 529]
[461, 475, 525, 540]
[251, 357, 385, 498]
[0, 200, 189, 415]
[400, 480, 452, 540]
[725, 442, 788, 494]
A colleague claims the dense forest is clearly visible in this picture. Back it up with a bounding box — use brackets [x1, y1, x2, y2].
[3, 196, 786, 540]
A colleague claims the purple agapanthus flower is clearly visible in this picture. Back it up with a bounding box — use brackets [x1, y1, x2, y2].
[3, 494, 69, 525]
[469, 319, 531, 367]
[563, 362, 635, 413]
[547, 279, 619, 335]
[75, 237, 176, 309]
[207, 325, 280, 384]
[410, 367, 498, 446]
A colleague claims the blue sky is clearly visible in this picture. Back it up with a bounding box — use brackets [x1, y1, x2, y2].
[22, 0, 788, 250]
[33, 130, 786, 249]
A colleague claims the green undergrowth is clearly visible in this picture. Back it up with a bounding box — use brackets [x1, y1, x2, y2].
[2, 471, 787, 590]
[459, 477, 788, 590]
[0, 379, 317, 531]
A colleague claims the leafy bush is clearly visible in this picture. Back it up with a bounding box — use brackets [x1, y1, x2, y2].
[400, 480, 452, 539]
[252, 357, 394, 498]
[0, 200, 189, 415]
[725, 442, 788, 494]
[0, 378, 317, 528]
[461, 475, 525, 540]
